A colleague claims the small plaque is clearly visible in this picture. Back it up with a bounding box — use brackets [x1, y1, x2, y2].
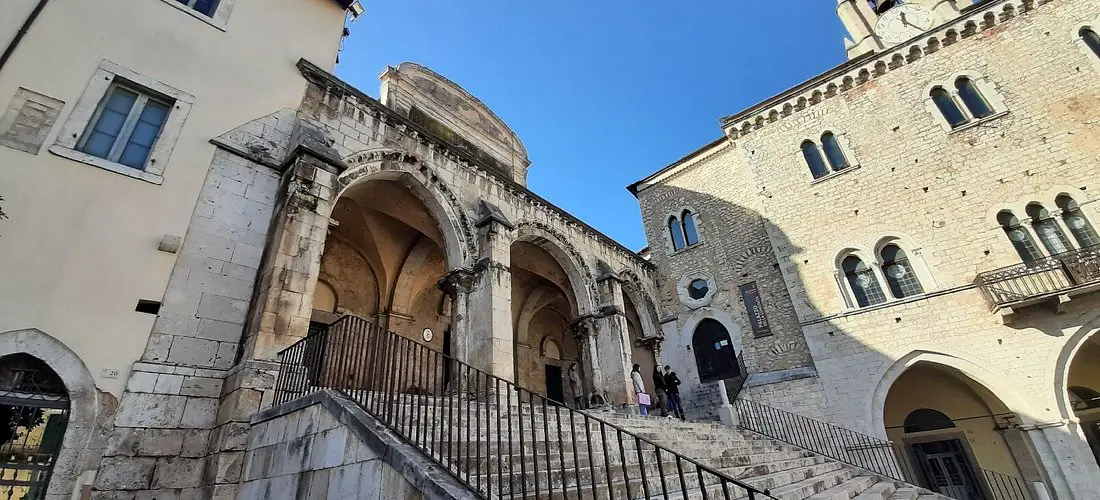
[101, 368, 120, 379]
[423, 328, 434, 342]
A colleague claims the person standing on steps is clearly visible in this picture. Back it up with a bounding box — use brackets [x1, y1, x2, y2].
[568, 363, 584, 409]
[631, 364, 649, 416]
[652, 366, 668, 417]
[663, 365, 686, 420]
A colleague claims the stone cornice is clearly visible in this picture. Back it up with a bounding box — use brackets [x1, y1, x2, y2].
[296, 59, 655, 272]
[720, 0, 1045, 139]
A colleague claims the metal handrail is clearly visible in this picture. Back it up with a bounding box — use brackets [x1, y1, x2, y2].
[274, 315, 777, 499]
[733, 398, 916, 482]
[975, 244, 1100, 309]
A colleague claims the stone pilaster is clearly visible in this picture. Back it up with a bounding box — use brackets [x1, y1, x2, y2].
[465, 201, 515, 381]
[1021, 420, 1100, 499]
[594, 275, 634, 407]
[205, 151, 341, 500]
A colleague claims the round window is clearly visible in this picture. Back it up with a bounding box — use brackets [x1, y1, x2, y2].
[687, 279, 710, 300]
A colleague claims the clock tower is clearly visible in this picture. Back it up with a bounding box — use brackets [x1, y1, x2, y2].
[837, 0, 975, 59]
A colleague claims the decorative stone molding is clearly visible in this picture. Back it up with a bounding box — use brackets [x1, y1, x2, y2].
[719, 0, 1046, 140]
[339, 147, 476, 269]
[515, 220, 598, 313]
[677, 272, 717, 309]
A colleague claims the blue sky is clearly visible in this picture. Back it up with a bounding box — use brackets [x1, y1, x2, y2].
[336, 1, 850, 251]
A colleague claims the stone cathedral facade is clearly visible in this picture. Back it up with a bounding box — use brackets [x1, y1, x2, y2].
[632, 0, 1100, 497]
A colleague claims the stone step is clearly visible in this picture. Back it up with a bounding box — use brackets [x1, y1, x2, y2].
[764, 466, 857, 500]
[887, 488, 920, 500]
[806, 475, 879, 500]
[851, 481, 898, 500]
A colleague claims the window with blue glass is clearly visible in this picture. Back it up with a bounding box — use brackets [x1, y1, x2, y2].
[176, 0, 220, 16]
[821, 132, 850, 172]
[802, 140, 830, 179]
[78, 84, 172, 170]
[1081, 27, 1100, 59]
[955, 77, 994, 120]
[930, 87, 968, 129]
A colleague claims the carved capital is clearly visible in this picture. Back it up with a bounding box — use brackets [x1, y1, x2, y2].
[570, 315, 599, 341]
[438, 268, 476, 296]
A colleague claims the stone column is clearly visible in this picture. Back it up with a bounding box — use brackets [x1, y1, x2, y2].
[571, 317, 602, 406]
[1021, 419, 1100, 499]
[594, 275, 635, 407]
[439, 269, 474, 390]
[465, 203, 515, 381]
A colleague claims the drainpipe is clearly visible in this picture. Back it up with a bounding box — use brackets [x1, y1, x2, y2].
[0, 0, 51, 77]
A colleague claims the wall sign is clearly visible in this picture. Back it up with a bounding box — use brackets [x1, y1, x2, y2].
[739, 282, 773, 338]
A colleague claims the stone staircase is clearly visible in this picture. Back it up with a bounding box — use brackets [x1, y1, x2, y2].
[370, 393, 949, 500]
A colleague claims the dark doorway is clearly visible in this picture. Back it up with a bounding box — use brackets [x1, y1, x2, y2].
[544, 365, 564, 404]
[912, 439, 984, 500]
[1084, 420, 1100, 467]
[691, 319, 738, 383]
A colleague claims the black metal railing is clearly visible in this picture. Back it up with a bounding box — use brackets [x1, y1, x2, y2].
[975, 244, 1100, 309]
[274, 315, 777, 500]
[733, 399, 1039, 500]
[723, 352, 750, 403]
[733, 398, 916, 481]
[980, 467, 1033, 500]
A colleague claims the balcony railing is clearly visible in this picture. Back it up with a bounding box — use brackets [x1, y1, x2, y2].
[975, 245, 1100, 310]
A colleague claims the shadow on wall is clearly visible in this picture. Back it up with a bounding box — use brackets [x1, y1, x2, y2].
[643, 185, 1100, 498]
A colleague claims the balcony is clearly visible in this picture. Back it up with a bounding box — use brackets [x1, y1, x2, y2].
[976, 245, 1100, 313]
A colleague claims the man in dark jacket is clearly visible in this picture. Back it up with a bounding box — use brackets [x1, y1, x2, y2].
[663, 365, 686, 420]
[652, 366, 668, 417]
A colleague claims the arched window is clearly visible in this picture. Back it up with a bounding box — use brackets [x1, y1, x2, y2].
[1081, 27, 1100, 59]
[1027, 204, 1072, 255]
[541, 337, 562, 360]
[881, 244, 925, 299]
[931, 87, 968, 128]
[802, 140, 830, 179]
[668, 216, 686, 251]
[821, 132, 850, 172]
[0, 354, 70, 496]
[1057, 195, 1099, 248]
[691, 319, 739, 383]
[842, 255, 887, 307]
[682, 210, 700, 246]
[955, 77, 994, 119]
[998, 211, 1043, 262]
[903, 408, 956, 433]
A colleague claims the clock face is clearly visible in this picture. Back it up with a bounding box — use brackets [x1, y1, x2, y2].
[875, 4, 935, 45]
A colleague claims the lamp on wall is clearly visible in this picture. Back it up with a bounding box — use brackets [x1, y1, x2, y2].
[348, 1, 365, 19]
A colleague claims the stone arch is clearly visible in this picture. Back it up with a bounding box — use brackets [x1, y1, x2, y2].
[513, 222, 596, 316]
[1054, 313, 1100, 419]
[868, 350, 1037, 438]
[339, 148, 474, 270]
[620, 270, 661, 339]
[0, 329, 98, 499]
[680, 307, 744, 362]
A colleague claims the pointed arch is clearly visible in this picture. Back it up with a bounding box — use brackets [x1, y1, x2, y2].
[339, 148, 474, 271]
[868, 350, 1036, 438]
[513, 222, 596, 316]
[390, 235, 446, 316]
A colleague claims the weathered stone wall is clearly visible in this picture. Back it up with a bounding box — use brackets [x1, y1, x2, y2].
[636, 142, 815, 420]
[92, 115, 286, 499]
[634, 0, 1100, 495]
[239, 392, 475, 500]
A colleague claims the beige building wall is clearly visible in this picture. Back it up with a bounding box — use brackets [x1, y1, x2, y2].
[0, 0, 346, 396]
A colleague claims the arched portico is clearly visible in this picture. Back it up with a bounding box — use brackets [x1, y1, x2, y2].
[0, 329, 98, 500]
